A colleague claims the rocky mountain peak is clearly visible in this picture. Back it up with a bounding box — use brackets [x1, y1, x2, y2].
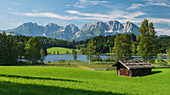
[46, 23, 58, 27]
[65, 24, 79, 34]
[4, 20, 140, 41]
[21, 22, 38, 27]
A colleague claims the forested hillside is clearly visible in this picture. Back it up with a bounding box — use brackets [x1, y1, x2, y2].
[0, 32, 75, 65]
[7, 35, 75, 49]
[76, 33, 136, 54]
[76, 33, 169, 54]
[158, 36, 170, 53]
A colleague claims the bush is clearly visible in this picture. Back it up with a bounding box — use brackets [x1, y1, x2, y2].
[67, 60, 73, 62]
[92, 53, 102, 61]
[103, 58, 114, 62]
[161, 60, 168, 66]
[48, 60, 51, 63]
[150, 60, 155, 64]
[58, 59, 66, 63]
[75, 60, 81, 62]
[92, 55, 102, 61]
[80, 48, 86, 55]
[66, 51, 70, 54]
[57, 51, 59, 55]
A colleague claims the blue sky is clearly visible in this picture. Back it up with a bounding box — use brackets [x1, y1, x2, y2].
[0, 0, 170, 35]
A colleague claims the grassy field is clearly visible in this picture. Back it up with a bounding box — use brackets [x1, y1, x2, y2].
[47, 47, 76, 54]
[0, 66, 169, 95]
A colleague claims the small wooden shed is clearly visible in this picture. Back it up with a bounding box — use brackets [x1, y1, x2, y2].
[111, 60, 155, 77]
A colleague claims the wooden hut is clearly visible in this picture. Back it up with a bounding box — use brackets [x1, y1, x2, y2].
[111, 60, 155, 77]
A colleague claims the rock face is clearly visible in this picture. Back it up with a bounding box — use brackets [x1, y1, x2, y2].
[73, 20, 139, 41]
[3, 20, 140, 41]
[123, 21, 140, 35]
[6, 22, 44, 36]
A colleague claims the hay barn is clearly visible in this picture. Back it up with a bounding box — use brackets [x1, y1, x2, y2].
[111, 60, 155, 77]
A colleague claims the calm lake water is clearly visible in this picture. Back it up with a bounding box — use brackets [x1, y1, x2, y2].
[44, 55, 110, 63]
[44, 55, 168, 63]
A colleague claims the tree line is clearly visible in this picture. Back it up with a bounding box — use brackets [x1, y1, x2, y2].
[0, 32, 75, 65]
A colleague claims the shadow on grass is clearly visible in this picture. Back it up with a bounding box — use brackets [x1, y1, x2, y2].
[139, 71, 162, 77]
[0, 74, 82, 83]
[150, 71, 162, 75]
[0, 81, 126, 95]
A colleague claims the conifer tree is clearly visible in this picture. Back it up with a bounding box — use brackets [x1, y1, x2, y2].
[113, 34, 132, 61]
[86, 38, 96, 64]
[72, 50, 77, 60]
[166, 47, 170, 62]
[40, 48, 45, 63]
[137, 19, 158, 61]
[0, 31, 18, 65]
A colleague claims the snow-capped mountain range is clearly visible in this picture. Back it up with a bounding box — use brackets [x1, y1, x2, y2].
[1, 20, 140, 41]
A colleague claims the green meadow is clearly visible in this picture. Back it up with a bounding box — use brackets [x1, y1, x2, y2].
[47, 47, 75, 54]
[0, 66, 169, 95]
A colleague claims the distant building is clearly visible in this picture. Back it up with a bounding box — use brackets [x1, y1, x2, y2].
[111, 60, 155, 77]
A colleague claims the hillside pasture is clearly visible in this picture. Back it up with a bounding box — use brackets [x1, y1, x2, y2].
[0, 66, 169, 95]
[47, 47, 76, 54]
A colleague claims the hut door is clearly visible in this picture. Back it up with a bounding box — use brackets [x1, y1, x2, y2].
[125, 70, 129, 76]
[120, 69, 124, 75]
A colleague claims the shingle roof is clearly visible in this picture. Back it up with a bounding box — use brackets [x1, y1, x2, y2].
[111, 60, 155, 70]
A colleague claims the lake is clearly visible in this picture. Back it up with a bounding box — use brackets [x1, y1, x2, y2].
[44, 55, 168, 63]
[44, 55, 110, 63]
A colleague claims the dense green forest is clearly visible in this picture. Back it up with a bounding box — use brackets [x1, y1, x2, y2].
[158, 36, 170, 53]
[76, 33, 169, 54]
[0, 32, 75, 65]
[76, 34, 135, 54]
[7, 35, 75, 49]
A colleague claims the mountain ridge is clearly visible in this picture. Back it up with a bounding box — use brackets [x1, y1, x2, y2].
[1, 20, 140, 41]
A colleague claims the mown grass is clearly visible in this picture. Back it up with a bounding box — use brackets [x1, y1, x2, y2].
[44, 61, 113, 69]
[47, 47, 76, 54]
[0, 66, 169, 95]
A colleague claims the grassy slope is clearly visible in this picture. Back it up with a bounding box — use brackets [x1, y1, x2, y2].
[47, 47, 75, 54]
[0, 66, 169, 95]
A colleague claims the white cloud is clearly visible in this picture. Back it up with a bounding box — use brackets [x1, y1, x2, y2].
[13, 12, 79, 20]
[73, 0, 109, 8]
[8, 8, 13, 11]
[125, 12, 146, 19]
[128, 0, 170, 10]
[142, 0, 153, 1]
[155, 28, 170, 35]
[65, 10, 170, 25]
[66, 10, 109, 17]
[127, 4, 144, 10]
[148, 18, 170, 24]
[147, 2, 170, 7]
[67, 10, 146, 19]
[142, 0, 168, 2]
[78, 0, 108, 5]
[10, 9, 170, 27]
[10, 9, 147, 23]
[73, 4, 85, 8]
[65, 4, 71, 7]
